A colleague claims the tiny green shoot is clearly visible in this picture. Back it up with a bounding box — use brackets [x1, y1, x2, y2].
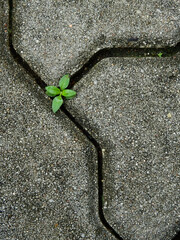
[158, 52, 163, 58]
[7, 28, 12, 33]
[45, 74, 76, 113]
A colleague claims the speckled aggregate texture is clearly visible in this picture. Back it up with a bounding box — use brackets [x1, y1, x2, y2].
[0, 3, 115, 240]
[13, 0, 180, 85]
[66, 56, 180, 240]
[1, 0, 180, 239]
[0, 55, 116, 240]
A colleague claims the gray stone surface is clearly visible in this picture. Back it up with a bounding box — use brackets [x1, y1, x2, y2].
[13, 0, 180, 86]
[66, 56, 180, 240]
[1, 0, 180, 239]
[0, 2, 115, 240]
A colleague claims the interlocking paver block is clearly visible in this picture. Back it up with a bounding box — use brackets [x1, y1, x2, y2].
[0, 54, 116, 240]
[13, 0, 180, 85]
[1, 3, 115, 239]
[66, 56, 180, 240]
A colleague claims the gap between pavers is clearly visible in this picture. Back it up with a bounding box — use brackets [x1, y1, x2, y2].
[1, 2, 116, 239]
[12, 0, 180, 86]
[65, 56, 180, 240]
[3, 0, 180, 239]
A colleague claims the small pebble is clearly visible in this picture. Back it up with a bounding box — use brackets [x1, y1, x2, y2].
[167, 113, 172, 118]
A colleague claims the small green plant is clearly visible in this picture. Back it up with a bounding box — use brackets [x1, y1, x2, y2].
[158, 52, 163, 58]
[45, 74, 76, 113]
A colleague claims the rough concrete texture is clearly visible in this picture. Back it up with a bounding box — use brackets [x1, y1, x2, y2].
[1, 0, 180, 239]
[13, 0, 180, 85]
[66, 56, 180, 240]
[0, 3, 115, 240]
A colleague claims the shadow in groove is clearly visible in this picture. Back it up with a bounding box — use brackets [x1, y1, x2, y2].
[171, 232, 180, 240]
[70, 44, 180, 88]
[61, 106, 123, 240]
[8, 0, 180, 239]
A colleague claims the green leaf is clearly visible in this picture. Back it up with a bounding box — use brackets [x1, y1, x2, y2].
[158, 52, 163, 58]
[45, 91, 57, 97]
[45, 86, 60, 95]
[59, 75, 70, 90]
[62, 89, 76, 99]
[52, 96, 63, 113]
[64, 96, 76, 100]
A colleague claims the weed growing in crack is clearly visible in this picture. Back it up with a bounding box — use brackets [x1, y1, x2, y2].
[158, 52, 163, 57]
[45, 74, 76, 113]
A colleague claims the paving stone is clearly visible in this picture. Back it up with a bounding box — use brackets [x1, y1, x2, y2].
[0, 3, 115, 239]
[66, 56, 180, 240]
[13, 0, 180, 85]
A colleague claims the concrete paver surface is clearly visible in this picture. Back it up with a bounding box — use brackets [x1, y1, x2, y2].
[1, 0, 180, 239]
[13, 0, 180, 85]
[66, 56, 180, 240]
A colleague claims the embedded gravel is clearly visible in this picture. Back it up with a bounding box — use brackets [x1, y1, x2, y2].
[66, 56, 180, 240]
[13, 0, 180, 85]
[1, 0, 180, 239]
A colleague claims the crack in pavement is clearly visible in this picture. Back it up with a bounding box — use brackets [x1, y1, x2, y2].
[69, 44, 180, 88]
[8, 0, 180, 239]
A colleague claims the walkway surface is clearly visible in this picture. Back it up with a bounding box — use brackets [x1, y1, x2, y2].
[1, 1, 180, 240]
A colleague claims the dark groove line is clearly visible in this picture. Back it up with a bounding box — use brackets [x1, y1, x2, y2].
[69, 43, 180, 88]
[61, 106, 123, 240]
[172, 232, 180, 240]
[8, 0, 180, 239]
[8, 0, 46, 90]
